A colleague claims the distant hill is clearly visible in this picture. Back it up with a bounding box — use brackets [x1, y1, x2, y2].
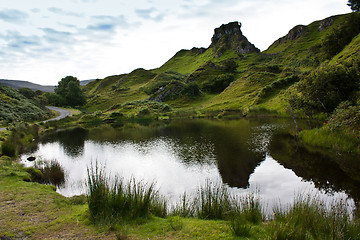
[0, 79, 96, 93]
[80, 79, 96, 86]
[0, 79, 55, 92]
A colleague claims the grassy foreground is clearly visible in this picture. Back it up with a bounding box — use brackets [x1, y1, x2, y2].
[1, 156, 360, 239]
[0, 158, 250, 239]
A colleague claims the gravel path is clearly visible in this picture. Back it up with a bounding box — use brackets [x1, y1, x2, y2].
[44, 106, 71, 123]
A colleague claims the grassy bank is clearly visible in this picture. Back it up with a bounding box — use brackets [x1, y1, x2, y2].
[1, 157, 359, 239]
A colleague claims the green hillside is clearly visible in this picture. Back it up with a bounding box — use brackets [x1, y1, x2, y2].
[0, 84, 52, 126]
[83, 13, 360, 121]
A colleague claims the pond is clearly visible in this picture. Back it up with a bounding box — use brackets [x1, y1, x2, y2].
[21, 118, 360, 212]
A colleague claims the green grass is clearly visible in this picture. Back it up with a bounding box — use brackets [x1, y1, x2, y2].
[268, 195, 360, 240]
[299, 127, 360, 154]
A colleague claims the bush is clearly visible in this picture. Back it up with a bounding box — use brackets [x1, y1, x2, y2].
[180, 82, 201, 97]
[322, 12, 360, 58]
[1, 141, 16, 157]
[257, 75, 299, 103]
[201, 74, 235, 93]
[288, 64, 359, 115]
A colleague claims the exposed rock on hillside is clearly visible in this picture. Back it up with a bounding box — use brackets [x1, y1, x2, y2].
[209, 21, 260, 57]
[273, 25, 307, 47]
[318, 17, 334, 31]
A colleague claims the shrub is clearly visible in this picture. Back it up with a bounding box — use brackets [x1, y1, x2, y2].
[322, 12, 360, 58]
[180, 82, 201, 98]
[288, 64, 359, 115]
[201, 74, 235, 93]
[1, 141, 16, 157]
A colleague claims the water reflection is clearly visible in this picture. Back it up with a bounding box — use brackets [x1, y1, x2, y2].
[269, 133, 360, 207]
[41, 128, 89, 157]
[21, 119, 359, 210]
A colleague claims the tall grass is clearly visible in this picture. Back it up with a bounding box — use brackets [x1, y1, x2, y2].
[41, 161, 65, 186]
[86, 163, 167, 223]
[85, 168, 360, 239]
[268, 194, 360, 239]
[195, 181, 233, 220]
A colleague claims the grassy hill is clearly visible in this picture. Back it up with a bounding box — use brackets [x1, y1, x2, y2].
[0, 84, 52, 127]
[82, 13, 359, 122]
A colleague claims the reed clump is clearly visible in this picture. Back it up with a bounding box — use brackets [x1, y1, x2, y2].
[87, 163, 167, 223]
[267, 195, 360, 239]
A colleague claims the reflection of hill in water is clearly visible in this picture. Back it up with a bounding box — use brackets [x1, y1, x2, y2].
[87, 120, 266, 189]
[38, 120, 360, 200]
[152, 120, 265, 189]
[41, 128, 89, 157]
[269, 133, 360, 203]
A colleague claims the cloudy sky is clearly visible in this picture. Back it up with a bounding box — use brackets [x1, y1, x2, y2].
[0, 0, 350, 85]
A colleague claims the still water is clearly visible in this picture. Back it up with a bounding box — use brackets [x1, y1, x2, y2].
[21, 119, 360, 210]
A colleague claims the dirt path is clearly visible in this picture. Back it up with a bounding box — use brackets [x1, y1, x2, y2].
[43, 106, 71, 123]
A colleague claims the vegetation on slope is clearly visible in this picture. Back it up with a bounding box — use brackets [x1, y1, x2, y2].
[0, 84, 52, 127]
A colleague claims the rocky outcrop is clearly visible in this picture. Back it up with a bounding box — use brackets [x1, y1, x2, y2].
[318, 17, 334, 31]
[209, 21, 260, 57]
[273, 25, 307, 47]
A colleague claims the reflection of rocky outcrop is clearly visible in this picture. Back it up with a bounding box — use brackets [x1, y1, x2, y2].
[269, 133, 360, 204]
[159, 120, 265, 188]
[216, 144, 265, 188]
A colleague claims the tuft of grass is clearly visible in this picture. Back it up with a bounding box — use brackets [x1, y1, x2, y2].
[229, 215, 252, 237]
[86, 163, 167, 223]
[167, 216, 184, 231]
[269, 194, 360, 240]
[170, 193, 196, 217]
[195, 181, 233, 220]
[25, 160, 65, 187]
[41, 161, 65, 187]
[233, 192, 264, 224]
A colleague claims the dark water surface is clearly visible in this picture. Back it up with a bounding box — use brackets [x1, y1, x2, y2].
[21, 119, 360, 210]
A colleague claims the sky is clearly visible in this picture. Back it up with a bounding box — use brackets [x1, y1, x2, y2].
[0, 0, 351, 85]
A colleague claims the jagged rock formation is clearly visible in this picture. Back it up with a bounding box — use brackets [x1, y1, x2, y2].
[272, 25, 307, 47]
[209, 21, 260, 57]
[318, 17, 334, 31]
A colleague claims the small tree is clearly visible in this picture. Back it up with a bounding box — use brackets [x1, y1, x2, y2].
[54, 76, 86, 106]
[348, 0, 360, 11]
